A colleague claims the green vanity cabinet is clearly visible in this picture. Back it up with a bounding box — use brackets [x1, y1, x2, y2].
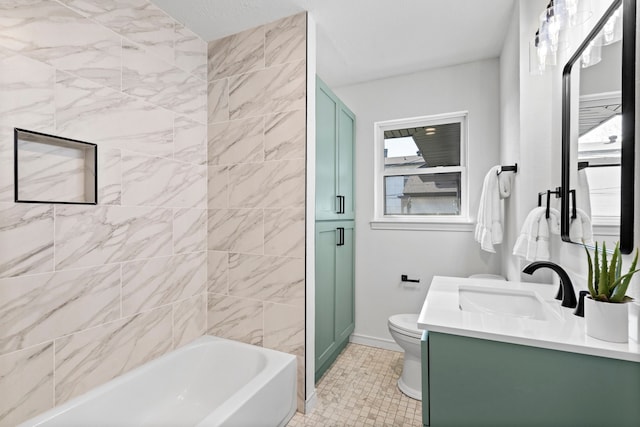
[315, 221, 355, 382]
[316, 77, 355, 221]
[421, 332, 640, 426]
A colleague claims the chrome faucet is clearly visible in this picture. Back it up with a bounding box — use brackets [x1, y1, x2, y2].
[522, 261, 577, 308]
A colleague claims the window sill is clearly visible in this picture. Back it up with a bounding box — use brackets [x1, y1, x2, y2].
[591, 216, 620, 236]
[592, 223, 620, 236]
[370, 218, 475, 232]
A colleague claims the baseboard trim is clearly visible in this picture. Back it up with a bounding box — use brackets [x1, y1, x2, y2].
[304, 390, 317, 414]
[350, 333, 402, 352]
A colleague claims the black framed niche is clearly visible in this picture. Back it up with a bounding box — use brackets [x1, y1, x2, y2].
[14, 128, 97, 205]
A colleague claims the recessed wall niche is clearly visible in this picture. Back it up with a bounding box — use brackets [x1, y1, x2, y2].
[14, 128, 97, 204]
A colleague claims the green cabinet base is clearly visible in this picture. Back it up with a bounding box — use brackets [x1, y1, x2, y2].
[421, 331, 430, 426]
[423, 332, 640, 427]
[315, 221, 354, 383]
[315, 334, 351, 383]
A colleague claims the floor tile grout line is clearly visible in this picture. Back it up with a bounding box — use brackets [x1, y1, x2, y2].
[288, 343, 422, 426]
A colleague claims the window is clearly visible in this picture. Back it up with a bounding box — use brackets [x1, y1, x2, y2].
[373, 112, 469, 229]
[578, 95, 622, 225]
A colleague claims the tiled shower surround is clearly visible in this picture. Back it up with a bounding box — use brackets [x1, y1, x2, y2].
[206, 12, 308, 412]
[0, 0, 307, 424]
[0, 0, 208, 424]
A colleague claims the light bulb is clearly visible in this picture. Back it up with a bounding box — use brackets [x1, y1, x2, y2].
[566, 0, 579, 25]
[547, 15, 560, 47]
[603, 11, 620, 44]
[581, 44, 592, 67]
[537, 40, 549, 71]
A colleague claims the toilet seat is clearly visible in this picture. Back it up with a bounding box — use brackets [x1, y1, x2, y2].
[388, 314, 422, 339]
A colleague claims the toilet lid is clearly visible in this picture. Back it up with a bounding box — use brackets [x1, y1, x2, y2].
[388, 313, 422, 338]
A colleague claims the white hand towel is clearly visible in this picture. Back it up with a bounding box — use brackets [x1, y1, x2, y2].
[534, 214, 551, 261]
[569, 208, 594, 245]
[576, 168, 592, 218]
[569, 214, 584, 242]
[498, 171, 512, 199]
[547, 207, 561, 235]
[513, 207, 545, 261]
[474, 166, 502, 253]
[578, 209, 594, 245]
[513, 207, 555, 262]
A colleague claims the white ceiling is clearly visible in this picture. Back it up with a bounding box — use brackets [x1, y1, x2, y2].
[152, 0, 515, 88]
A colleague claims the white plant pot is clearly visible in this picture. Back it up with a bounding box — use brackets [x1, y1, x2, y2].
[584, 297, 629, 343]
[629, 302, 640, 342]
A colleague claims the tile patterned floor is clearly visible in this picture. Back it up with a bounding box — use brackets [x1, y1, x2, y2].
[287, 344, 422, 426]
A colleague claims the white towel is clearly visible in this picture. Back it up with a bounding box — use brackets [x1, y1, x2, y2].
[512, 207, 558, 262]
[535, 216, 550, 260]
[475, 166, 503, 253]
[547, 207, 561, 235]
[513, 207, 543, 261]
[576, 168, 592, 218]
[569, 208, 594, 245]
[498, 171, 512, 199]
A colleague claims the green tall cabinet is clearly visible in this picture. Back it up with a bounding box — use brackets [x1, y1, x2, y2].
[316, 77, 355, 221]
[315, 77, 355, 382]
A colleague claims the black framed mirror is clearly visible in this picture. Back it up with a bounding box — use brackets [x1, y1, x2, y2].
[561, 0, 636, 253]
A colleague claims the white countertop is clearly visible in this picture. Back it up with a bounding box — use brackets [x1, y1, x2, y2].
[418, 276, 640, 363]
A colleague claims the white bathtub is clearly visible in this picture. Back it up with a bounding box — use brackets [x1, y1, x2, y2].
[20, 336, 297, 427]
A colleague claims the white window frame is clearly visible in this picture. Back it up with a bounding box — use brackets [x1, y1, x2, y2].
[578, 92, 622, 231]
[371, 111, 471, 231]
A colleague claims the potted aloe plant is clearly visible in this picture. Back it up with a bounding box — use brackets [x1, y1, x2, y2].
[583, 241, 639, 343]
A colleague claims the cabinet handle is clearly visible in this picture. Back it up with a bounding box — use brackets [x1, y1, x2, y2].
[337, 227, 345, 246]
[337, 195, 345, 214]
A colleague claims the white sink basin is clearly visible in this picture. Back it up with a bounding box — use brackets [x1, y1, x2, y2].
[458, 285, 554, 321]
[418, 276, 640, 364]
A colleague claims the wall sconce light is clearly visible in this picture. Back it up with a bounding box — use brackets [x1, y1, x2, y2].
[580, 4, 623, 67]
[530, 29, 557, 75]
[581, 38, 602, 67]
[531, 0, 593, 74]
[602, 9, 622, 44]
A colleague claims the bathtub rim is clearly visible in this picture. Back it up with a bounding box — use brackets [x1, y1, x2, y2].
[19, 335, 297, 427]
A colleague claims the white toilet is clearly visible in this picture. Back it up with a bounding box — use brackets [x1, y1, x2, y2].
[388, 313, 423, 400]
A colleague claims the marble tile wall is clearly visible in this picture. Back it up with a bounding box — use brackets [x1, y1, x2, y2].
[0, 1, 208, 425]
[206, 12, 307, 412]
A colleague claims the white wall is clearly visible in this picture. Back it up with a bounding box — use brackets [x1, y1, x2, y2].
[500, 0, 556, 283]
[334, 59, 502, 347]
[500, 1, 522, 281]
[500, 0, 640, 301]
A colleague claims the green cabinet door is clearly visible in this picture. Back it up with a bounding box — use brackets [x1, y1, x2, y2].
[425, 332, 640, 427]
[337, 106, 355, 220]
[316, 80, 338, 220]
[334, 223, 354, 343]
[315, 222, 338, 370]
[315, 220, 355, 382]
[316, 77, 355, 221]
